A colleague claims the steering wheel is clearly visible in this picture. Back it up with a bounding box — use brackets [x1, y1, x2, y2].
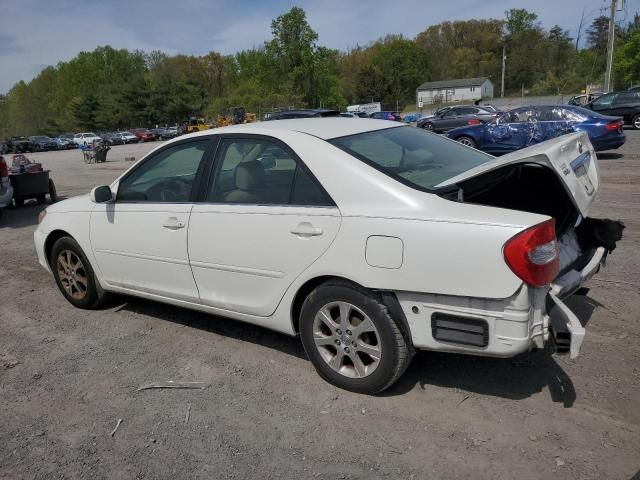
[147, 179, 188, 202]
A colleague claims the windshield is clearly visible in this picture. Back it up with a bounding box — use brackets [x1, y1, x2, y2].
[329, 126, 493, 191]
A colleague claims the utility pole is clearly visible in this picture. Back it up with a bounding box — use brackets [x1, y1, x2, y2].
[501, 44, 506, 98]
[604, 0, 616, 92]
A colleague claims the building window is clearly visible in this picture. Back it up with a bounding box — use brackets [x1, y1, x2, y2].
[470, 87, 476, 92]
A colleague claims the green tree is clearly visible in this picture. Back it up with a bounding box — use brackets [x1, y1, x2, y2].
[615, 31, 640, 88]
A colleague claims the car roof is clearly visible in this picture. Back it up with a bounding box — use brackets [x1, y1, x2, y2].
[182, 117, 402, 141]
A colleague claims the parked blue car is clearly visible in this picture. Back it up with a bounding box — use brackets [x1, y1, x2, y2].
[447, 105, 625, 154]
[369, 111, 402, 121]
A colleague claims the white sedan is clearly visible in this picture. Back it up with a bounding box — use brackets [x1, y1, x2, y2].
[73, 132, 102, 146]
[34, 119, 619, 393]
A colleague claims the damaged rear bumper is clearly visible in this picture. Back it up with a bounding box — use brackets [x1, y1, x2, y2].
[547, 246, 606, 359]
[395, 246, 607, 360]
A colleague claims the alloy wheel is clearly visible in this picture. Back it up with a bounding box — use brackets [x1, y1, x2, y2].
[634, 116, 640, 129]
[458, 137, 475, 147]
[312, 301, 382, 379]
[56, 249, 88, 300]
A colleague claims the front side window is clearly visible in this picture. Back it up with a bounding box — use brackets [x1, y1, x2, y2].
[594, 93, 616, 106]
[209, 138, 332, 206]
[330, 126, 492, 190]
[117, 140, 209, 202]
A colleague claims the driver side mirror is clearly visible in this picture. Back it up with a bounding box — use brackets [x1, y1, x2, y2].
[90, 185, 113, 203]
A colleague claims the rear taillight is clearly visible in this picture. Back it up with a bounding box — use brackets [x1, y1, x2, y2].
[0, 157, 8, 178]
[503, 219, 559, 287]
[467, 119, 481, 125]
[606, 119, 624, 131]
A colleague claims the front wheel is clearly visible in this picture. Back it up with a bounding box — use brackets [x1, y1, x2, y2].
[300, 280, 411, 394]
[51, 237, 108, 309]
[423, 122, 434, 131]
[456, 136, 477, 149]
[632, 114, 640, 130]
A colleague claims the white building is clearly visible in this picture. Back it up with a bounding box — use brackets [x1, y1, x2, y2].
[416, 77, 494, 107]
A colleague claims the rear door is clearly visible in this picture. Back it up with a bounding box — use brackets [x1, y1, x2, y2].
[437, 131, 599, 216]
[188, 135, 341, 317]
[609, 92, 638, 121]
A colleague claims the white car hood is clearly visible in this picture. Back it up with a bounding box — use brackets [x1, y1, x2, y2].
[436, 132, 599, 217]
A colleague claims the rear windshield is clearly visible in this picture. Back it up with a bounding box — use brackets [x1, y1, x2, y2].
[329, 126, 493, 190]
[566, 105, 607, 119]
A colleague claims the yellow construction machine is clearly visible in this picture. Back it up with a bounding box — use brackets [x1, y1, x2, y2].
[183, 117, 213, 134]
[216, 107, 257, 127]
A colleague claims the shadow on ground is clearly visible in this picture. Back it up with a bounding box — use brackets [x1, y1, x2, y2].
[0, 201, 47, 229]
[597, 152, 624, 160]
[110, 291, 606, 407]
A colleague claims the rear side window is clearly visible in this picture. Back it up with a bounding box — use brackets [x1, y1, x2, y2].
[613, 92, 639, 104]
[209, 138, 333, 206]
[330, 126, 492, 190]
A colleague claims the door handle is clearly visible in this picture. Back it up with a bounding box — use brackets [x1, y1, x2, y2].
[163, 217, 185, 230]
[290, 222, 323, 237]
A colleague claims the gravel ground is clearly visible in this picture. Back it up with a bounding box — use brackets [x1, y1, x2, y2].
[1, 133, 639, 479]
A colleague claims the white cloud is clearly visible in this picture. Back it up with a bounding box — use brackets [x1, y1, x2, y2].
[1, 0, 638, 93]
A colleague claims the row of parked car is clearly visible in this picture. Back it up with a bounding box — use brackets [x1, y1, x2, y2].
[264, 109, 405, 122]
[1, 126, 181, 154]
[410, 88, 640, 154]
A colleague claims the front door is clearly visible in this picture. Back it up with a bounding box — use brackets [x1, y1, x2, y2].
[90, 138, 212, 301]
[436, 107, 463, 131]
[188, 136, 341, 317]
[589, 92, 617, 116]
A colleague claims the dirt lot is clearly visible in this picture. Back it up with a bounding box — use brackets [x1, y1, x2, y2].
[1, 134, 639, 479]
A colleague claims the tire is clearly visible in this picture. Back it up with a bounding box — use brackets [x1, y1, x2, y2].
[457, 136, 477, 149]
[299, 280, 411, 394]
[48, 179, 58, 203]
[424, 122, 434, 131]
[632, 114, 640, 130]
[50, 236, 108, 309]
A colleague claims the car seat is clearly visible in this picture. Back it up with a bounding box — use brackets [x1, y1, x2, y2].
[224, 160, 267, 203]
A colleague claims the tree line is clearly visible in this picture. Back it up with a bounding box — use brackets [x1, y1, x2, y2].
[1, 7, 639, 136]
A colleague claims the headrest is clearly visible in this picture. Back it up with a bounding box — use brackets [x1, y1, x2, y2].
[235, 160, 266, 190]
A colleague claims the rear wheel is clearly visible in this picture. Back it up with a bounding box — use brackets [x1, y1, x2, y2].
[457, 136, 477, 148]
[48, 179, 57, 203]
[300, 280, 411, 394]
[632, 114, 640, 130]
[51, 237, 108, 309]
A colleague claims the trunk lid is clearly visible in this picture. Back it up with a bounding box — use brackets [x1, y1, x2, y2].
[437, 132, 599, 217]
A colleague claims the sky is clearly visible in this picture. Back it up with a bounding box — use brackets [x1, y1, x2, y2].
[1, 0, 638, 94]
